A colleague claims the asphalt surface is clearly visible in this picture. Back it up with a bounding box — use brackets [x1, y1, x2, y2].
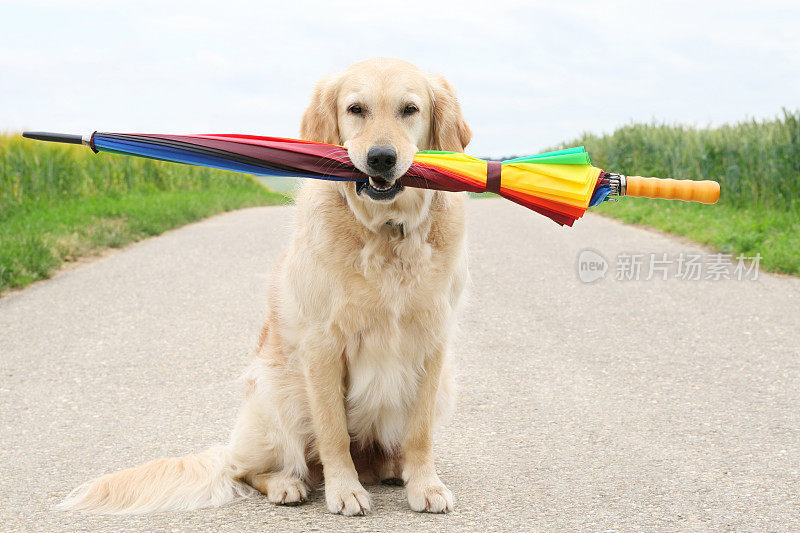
[1, 199, 798, 531]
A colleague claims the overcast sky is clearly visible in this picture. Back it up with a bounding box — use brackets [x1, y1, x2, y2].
[1, 0, 798, 157]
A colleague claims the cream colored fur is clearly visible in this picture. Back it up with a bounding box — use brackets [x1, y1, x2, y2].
[59, 58, 471, 516]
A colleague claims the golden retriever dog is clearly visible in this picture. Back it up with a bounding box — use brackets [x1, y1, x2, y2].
[59, 57, 472, 516]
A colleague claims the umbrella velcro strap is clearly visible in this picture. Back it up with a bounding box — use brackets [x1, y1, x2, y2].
[486, 161, 502, 194]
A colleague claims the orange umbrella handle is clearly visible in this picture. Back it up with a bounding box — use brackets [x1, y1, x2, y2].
[624, 176, 720, 204]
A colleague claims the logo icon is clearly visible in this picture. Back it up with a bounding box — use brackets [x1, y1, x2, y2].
[577, 249, 608, 283]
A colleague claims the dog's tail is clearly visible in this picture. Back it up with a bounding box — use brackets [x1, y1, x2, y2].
[56, 445, 255, 514]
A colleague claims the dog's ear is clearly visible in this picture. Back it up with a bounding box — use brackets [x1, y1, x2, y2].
[300, 74, 341, 144]
[427, 73, 472, 152]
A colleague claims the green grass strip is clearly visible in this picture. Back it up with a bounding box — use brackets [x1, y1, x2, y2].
[1, 135, 288, 294]
[594, 199, 799, 275]
[0, 186, 287, 293]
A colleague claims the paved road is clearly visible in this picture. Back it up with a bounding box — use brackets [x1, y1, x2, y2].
[1, 199, 798, 531]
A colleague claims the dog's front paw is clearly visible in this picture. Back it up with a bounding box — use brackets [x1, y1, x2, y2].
[406, 478, 454, 513]
[325, 476, 371, 516]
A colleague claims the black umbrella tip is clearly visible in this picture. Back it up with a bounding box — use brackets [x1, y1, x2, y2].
[22, 131, 85, 145]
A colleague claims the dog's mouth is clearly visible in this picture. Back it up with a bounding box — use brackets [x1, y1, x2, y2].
[356, 177, 404, 202]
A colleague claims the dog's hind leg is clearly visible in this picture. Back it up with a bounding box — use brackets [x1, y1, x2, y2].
[241, 427, 310, 507]
[232, 369, 312, 506]
[246, 471, 309, 506]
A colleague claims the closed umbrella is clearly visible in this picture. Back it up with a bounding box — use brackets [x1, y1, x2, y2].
[22, 131, 720, 226]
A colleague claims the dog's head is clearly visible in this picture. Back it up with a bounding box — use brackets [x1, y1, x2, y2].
[300, 58, 471, 232]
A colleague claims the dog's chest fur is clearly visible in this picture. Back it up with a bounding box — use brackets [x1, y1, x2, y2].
[284, 184, 465, 449]
[342, 228, 449, 447]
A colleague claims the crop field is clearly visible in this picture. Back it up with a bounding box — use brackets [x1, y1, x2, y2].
[564, 110, 800, 275]
[0, 135, 287, 294]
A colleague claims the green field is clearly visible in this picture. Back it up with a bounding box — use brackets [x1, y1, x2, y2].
[2, 110, 798, 294]
[0, 135, 288, 294]
[564, 110, 800, 275]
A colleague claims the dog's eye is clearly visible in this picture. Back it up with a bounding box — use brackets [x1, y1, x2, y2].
[347, 104, 363, 115]
[403, 104, 419, 116]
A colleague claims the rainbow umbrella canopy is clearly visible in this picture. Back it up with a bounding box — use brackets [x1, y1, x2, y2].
[21, 131, 720, 226]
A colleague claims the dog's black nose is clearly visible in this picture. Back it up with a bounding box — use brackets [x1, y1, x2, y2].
[367, 146, 397, 174]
